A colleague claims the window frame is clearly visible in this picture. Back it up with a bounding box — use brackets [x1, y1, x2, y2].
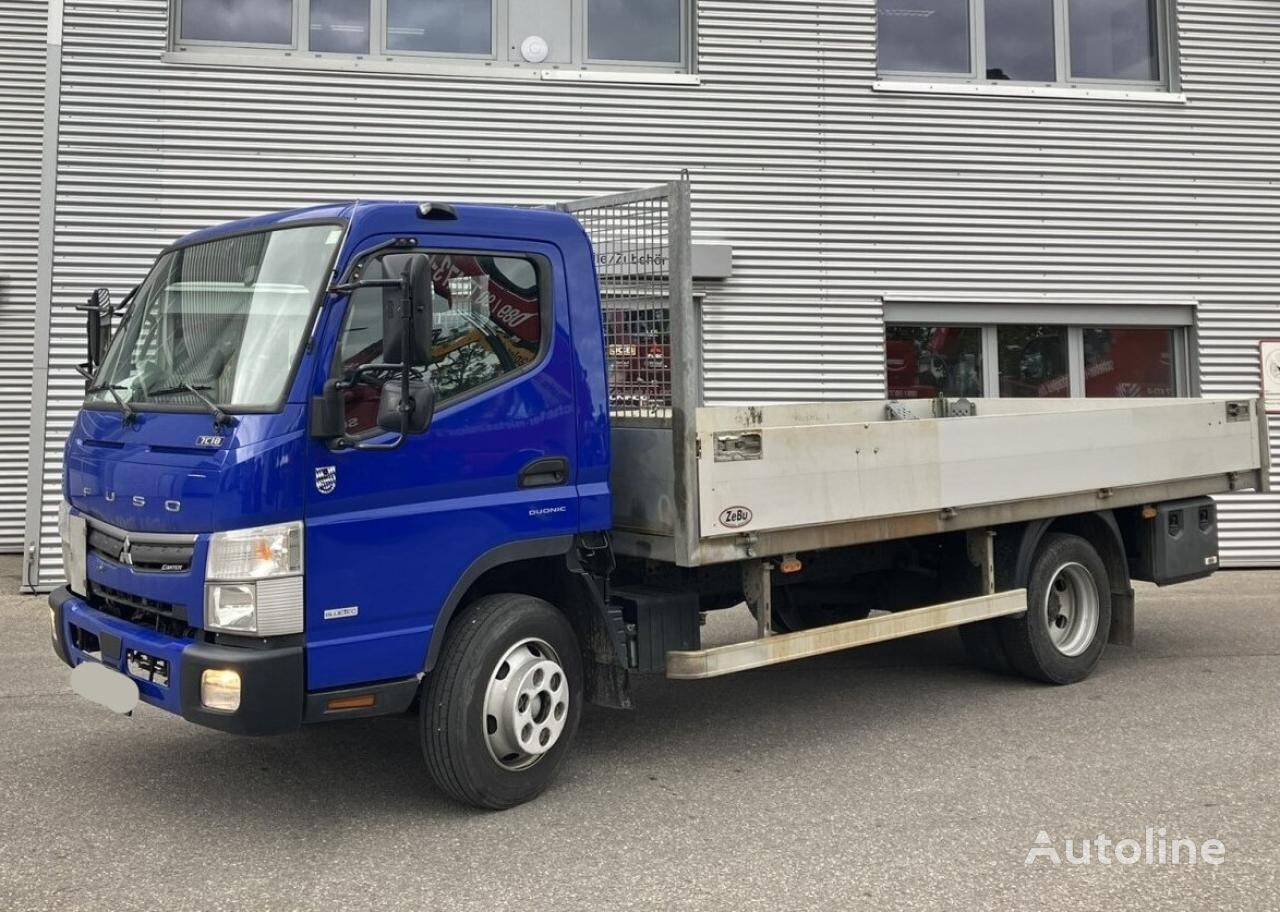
[884, 319, 1190, 400]
[876, 0, 1174, 92]
[170, 0, 694, 74]
[582, 0, 690, 70]
[382, 0, 499, 63]
[307, 0, 377, 57]
[176, 0, 301, 50]
[331, 247, 555, 439]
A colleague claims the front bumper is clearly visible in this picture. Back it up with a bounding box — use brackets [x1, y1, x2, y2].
[50, 587, 303, 736]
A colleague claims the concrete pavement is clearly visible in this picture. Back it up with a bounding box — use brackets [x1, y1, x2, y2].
[1, 557, 1276, 911]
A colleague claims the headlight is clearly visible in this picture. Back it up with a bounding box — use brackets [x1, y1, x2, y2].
[207, 522, 302, 580]
[205, 522, 304, 636]
[206, 583, 257, 632]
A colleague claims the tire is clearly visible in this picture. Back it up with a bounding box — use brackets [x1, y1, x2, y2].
[999, 533, 1112, 685]
[958, 620, 1013, 675]
[421, 593, 583, 810]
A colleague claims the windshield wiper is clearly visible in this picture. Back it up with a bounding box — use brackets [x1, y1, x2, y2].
[83, 378, 138, 425]
[146, 382, 236, 428]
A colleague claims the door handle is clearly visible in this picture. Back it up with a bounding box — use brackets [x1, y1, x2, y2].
[519, 456, 570, 489]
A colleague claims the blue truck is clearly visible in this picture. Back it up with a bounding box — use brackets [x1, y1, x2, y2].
[51, 182, 1270, 808]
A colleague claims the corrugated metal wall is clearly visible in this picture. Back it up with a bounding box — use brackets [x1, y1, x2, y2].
[26, 0, 1280, 586]
[0, 0, 46, 551]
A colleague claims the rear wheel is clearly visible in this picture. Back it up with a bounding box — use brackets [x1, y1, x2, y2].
[999, 533, 1112, 685]
[421, 593, 582, 810]
[959, 620, 1013, 675]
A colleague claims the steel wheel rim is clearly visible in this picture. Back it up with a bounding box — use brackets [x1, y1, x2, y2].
[1044, 562, 1100, 657]
[482, 638, 569, 771]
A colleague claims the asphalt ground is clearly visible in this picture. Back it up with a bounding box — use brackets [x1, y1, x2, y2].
[1, 556, 1276, 911]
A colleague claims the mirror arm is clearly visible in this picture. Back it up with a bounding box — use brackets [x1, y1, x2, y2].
[344, 432, 407, 453]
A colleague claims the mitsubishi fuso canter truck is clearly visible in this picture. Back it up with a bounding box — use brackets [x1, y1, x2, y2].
[50, 182, 1271, 809]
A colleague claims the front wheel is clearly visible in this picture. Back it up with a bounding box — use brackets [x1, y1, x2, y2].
[999, 533, 1112, 685]
[421, 593, 583, 810]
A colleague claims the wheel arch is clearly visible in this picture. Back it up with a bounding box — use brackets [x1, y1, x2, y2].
[424, 536, 575, 673]
[1005, 511, 1130, 595]
[423, 535, 631, 707]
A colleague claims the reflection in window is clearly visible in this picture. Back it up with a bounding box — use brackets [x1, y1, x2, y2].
[985, 0, 1055, 82]
[1068, 0, 1158, 81]
[998, 325, 1070, 398]
[1084, 328, 1175, 397]
[338, 252, 541, 434]
[386, 0, 493, 55]
[181, 0, 294, 44]
[588, 0, 682, 63]
[877, 0, 972, 74]
[886, 325, 983, 399]
[311, 0, 370, 53]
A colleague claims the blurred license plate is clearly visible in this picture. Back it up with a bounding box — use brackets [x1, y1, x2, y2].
[70, 660, 140, 715]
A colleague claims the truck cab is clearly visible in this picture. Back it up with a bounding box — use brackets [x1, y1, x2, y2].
[52, 202, 613, 768]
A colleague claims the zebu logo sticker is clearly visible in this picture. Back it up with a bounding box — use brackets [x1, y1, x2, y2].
[315, 466, 337, 495]
[719, 506, 753, 529]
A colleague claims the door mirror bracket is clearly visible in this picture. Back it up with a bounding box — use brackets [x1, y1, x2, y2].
[312, 254, 438, 452]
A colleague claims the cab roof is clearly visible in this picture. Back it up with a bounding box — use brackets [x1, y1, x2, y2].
[169, 200, 585, 252]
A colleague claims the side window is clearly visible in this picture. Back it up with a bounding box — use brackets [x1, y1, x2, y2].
[337, 251, 543, 434]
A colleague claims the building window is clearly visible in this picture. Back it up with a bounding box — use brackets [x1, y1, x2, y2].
[311, 0, 372, 54]
[180, 0, 295, 46]
[997, 325, 1071, 398]
[337, 252, 544, 435]
[587, 0, 683, 64]
[1083, 327, 1176, 397]
[386, 0, 494, 56]
[886, 323, 1186, 400]
[877, 0, 1169, 88]
[878, 0, 971, 75]
[172, 0, 692, 72]
[886, 325, 983, 399]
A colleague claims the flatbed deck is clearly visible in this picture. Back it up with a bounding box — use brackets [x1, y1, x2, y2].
[612, 396, 1270, 566]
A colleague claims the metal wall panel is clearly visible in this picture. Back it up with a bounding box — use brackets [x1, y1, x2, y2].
[1197, 304, 1280, 566]
[0, 0, 46, 551]
[26, 0, 1280, 586]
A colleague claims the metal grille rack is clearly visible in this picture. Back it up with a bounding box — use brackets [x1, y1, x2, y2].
[559, 182, 697, 426]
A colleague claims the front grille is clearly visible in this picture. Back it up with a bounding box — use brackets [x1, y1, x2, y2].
[93, 583, 194, 639]
[88, 527, 194, 572]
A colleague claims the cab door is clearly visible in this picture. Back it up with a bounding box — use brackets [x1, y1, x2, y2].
[302, 238, 579, 691]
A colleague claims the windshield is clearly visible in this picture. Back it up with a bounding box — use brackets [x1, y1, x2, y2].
[88, 223, 343, 411]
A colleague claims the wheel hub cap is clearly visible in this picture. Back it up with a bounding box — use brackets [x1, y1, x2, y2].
[483, 638, 568, 771]
[1045, 562, 1101, 658]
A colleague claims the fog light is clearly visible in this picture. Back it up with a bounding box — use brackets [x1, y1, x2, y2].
[201, 669, 241, 712]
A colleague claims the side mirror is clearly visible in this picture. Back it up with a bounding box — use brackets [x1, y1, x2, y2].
[79, 287, 113, 368]
[382, 255, 433, 367]
[377, 377, 436, 436]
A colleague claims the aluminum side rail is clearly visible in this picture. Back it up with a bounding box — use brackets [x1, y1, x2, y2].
[666, 589, 1029, 680]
